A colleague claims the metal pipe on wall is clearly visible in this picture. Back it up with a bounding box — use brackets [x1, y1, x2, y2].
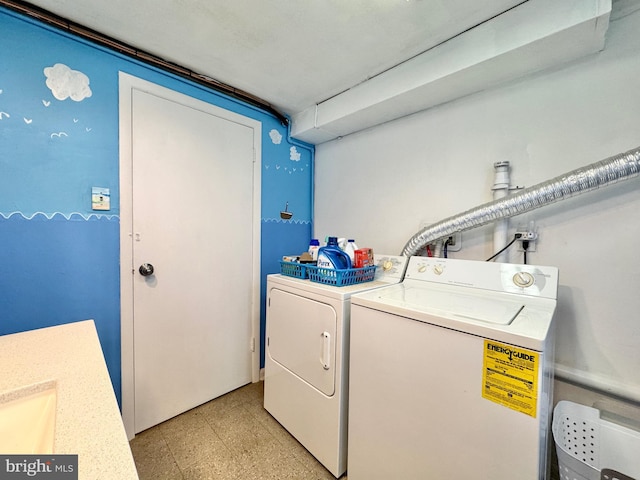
[401, 146, 640, 257]
[492, 161, 511, 263]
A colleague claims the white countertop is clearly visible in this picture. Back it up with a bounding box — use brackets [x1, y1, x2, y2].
[0, 320, 139, 479]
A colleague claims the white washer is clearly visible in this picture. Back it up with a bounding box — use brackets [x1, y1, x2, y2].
[264, 255, 408, 478]
[348, 256, 559, 480]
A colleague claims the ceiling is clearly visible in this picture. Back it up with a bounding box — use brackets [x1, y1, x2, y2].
[21, 0, 523, 116]
[14, 0, 612, 143]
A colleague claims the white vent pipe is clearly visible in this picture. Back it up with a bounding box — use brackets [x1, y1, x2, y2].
[492, 161, 511, 263]
[401, 146, 640, 257]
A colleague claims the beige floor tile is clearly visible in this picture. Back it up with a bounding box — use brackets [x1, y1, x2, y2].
[157, 405, 211, 436]
[196, 387, 248, 420]
[305, 462, 346, 480]
[130, 382, 348, 480]
[180, 450, 246, 480]
[244, 401, 304, 451]
[244, 398, 345, 478]
[238, 438, 311, 480]
[226, 380, 264, 405]
[164, 421, 229, 471]
[130, 427, 183, 480]
[217, 408, 289, 467]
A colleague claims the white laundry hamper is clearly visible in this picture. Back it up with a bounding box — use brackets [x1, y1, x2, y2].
[552, 400, 640, 480]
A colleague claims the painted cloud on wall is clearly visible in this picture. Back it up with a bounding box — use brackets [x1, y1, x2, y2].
[290, 146, 301, 161]
[44, 63, 92, 102]
[269, 129, 283, 144]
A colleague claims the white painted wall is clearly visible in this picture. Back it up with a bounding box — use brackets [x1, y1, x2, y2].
[314, 1, 640, 418]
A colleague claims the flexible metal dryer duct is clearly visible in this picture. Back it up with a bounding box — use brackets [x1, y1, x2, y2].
[401, 146, 640, 257]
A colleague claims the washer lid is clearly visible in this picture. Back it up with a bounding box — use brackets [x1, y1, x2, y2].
[384, 286, 524, 325]
[352, 282, 557, 350]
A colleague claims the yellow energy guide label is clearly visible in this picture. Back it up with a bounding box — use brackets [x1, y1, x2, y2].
[482, 340, 539, 417]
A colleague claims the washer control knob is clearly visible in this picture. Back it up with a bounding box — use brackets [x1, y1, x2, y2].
[513, 271, 535, 287]
[418, 264, 427, 273]
[433, 265, 444, 275]
[383, 260, 394, 271]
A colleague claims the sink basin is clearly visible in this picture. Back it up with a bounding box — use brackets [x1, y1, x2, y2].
[0, 381, 57, 454]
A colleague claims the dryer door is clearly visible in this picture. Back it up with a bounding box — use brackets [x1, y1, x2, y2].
[267, 288, 337, 396]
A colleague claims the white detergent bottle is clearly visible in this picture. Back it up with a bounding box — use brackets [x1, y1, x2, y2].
[317, 237, 352, 269]
[308, 238, 320, 261]
[343, 239, 358, 263]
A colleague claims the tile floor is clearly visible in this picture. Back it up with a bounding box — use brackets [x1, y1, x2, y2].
[129, 381, 347, 480]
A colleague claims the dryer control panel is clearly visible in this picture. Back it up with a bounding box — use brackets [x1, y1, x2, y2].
[405, 257, 559, 299]
[373, 255, 409, 283]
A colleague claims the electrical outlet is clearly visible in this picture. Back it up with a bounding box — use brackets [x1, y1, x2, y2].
[515, 230, 537, 240]
[445, 233, 462, 252]
[418, 221, 462, 253]
[516, 223, 538, 252]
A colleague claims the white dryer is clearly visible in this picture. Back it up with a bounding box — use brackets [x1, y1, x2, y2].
[348, 256, 559, 480]
[264, 255, 408, 478]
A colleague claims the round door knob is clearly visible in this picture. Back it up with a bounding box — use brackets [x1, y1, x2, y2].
[139, 263, 155, 276]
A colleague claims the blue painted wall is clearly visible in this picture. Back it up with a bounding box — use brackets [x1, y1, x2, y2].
[0, 7, 313, 406]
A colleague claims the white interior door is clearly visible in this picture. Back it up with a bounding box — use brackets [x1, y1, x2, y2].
[119, 73, 261, 436]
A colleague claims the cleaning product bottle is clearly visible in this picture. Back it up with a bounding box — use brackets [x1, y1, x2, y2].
[317, 236, 352, 270]
[343, 239, 358, 263]
[308, 238, 320, 261]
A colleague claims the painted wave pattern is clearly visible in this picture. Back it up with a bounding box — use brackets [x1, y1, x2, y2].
[1, 213, 308, 223]
[0, 211, 120, 221]
[263, 218, 311, 225]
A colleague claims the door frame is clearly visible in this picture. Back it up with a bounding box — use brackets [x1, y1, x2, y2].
[118, 72, 262, 439]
